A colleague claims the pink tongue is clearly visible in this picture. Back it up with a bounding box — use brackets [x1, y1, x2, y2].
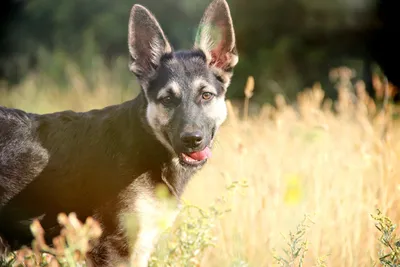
[188, 147, 212, 161]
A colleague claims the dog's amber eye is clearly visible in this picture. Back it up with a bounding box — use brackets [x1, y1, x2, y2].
[201, 92, 213, 101]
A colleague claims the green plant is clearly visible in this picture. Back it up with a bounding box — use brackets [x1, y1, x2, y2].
[149, 180, 249, 267]
[272, 215, 313, 267]
[272, 214, 328, 267]
[371, 209, 400, 266]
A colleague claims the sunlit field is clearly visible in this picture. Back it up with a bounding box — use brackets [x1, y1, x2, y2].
[1, 65, 400, 267]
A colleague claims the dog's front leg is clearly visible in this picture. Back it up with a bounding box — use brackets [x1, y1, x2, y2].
[129, 221, 160, 267]
[128, 192, 179, 267]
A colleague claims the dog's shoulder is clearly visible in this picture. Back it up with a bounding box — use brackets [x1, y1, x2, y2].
[0, 106, 37, 147]
[0, 106, 49, 207]
[0, 106, 32, 127]
[0, 105, 48, 169]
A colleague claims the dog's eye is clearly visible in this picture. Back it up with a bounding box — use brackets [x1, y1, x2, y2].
[160, 96, 173, 105]
[201, 92, 214, 101]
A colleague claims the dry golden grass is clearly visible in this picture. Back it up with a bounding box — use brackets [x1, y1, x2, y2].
[1, 67, 400, 267]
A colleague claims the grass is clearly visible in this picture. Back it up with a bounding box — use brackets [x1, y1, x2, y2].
[1, 64, 400, 266]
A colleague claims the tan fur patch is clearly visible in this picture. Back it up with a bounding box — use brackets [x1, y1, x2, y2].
[146, 102, 174, 153]
[192, 78, 218, 95]
[156, 81, 181, 99]
[207, 95, 228, 128]
[118, 178, 179, 267]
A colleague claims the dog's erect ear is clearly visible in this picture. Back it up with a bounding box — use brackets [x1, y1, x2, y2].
[128, 5, 172, 83]
[194, 0, 238, 85]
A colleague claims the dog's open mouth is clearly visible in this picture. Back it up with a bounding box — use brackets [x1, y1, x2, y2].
[179, 147, 212, 166]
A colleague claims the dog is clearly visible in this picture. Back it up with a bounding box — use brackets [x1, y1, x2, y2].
[0, 0, 238, 266]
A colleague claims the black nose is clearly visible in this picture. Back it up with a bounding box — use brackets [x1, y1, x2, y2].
[180, 131, 203, 149]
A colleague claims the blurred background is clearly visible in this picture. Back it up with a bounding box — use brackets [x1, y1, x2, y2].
[0, 0, 398, 109]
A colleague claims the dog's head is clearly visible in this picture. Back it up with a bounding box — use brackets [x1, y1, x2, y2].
[128, 0, 238, 168]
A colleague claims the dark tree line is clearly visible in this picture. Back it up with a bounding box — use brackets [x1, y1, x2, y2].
[0, 0, 398, 103]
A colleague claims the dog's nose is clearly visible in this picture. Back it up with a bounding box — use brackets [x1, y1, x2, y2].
[180, 131, 203, 149]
